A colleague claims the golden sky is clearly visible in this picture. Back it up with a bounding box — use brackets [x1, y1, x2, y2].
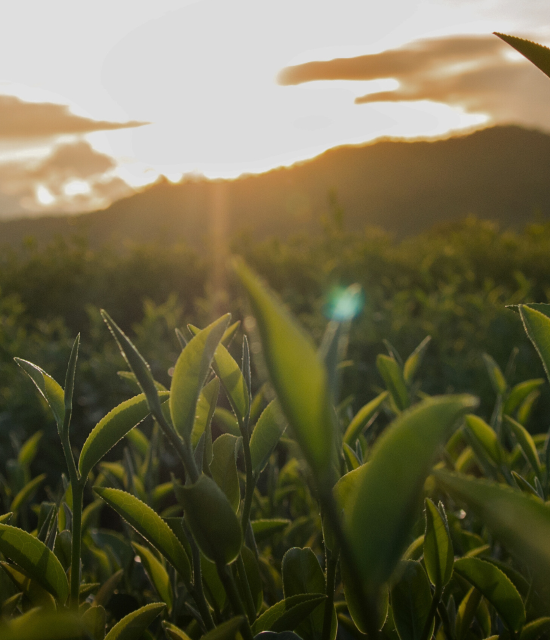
[0, 0, 549, 217]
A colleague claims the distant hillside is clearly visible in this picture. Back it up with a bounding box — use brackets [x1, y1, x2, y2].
[2, 125, 550, 249]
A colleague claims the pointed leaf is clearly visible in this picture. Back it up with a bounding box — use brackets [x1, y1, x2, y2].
[455, 586, 481, 640]
[403, 336, 431, 385]
[343, 395, 476, 591]
[101, 310, 164, 415]
[482, 353, 507, 395]
[93, 569, 124, 607]
[104, 602, 165, 640]
[82, 605, 106, 640]
[252, 593, 326, 635]
[391, 561, 433, 640]
[214, 407, 241, 437]
[436, 469, 550, 576]
[191, 377, 219, 453]
[251, 519, 290, 543]
[520, 617, 550, 640]
[343, 392, 388, 446]
[423, 499, 453, 590]
[175, 474, 242, 565]
[495, 33, 550, 79]
[376, 354, 409, 412]
[210, 434, 241, 512]
[233, 258, 335, 486]
[0, 523, 69, 603]
[170, 315, 230, 443]
[465, 414, 503, 466]
[94, 487, 191, 585]
[0, 611, 84, 640]
[14, 359, 64, 431]
[202, 616, 246, 640]
[191, 324, 250, 426]
[519, 306, 550, 384]
[250, 401, 287, 476]
[505, 415, 542, 476]
[17, 431, 43, 467]
[504, 379, 545, 415]
[453, 557, 525, 633]
[162, 621, 192, 640]
[133, 542, 173, 611]
[62, 333, 80, 438]
[80, 393, 167, 480]
[10, 474, 46, 513]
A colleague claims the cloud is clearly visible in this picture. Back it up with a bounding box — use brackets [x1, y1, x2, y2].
[0, 94, 148, 138]
[277, 35, 550, 132]
[0, 140, 133, 218]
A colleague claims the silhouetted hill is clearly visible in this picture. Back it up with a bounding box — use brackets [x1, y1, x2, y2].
[2, 125, 550, 249]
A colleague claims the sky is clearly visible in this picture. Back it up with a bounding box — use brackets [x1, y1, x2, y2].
[1, 0, 550, 218]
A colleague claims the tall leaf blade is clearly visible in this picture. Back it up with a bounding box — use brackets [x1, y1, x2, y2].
[250, 401, 287, 476]
[495, 33, 550, 79]
[132, 542, 173, 611]
[344, 395, 476, 591]
[391, 561, 433, 640]
[14, 359, 65, 432]
[519, 305, 550, 383]
[79, 393, 168, 480]
[423, 499, 453, 590]
[210, 433, 241, 512]
[376, 354, 409, 412]
[436, 469, 550, 576]
[233, 259, 335, 486]
[343, 391, 388, 446]
[403, 336, 431, 385]
[170, 315, 230, 444]
[453, 557, 525, 633]
[0, 523, 69, 603]
[94, 487, 191, 585]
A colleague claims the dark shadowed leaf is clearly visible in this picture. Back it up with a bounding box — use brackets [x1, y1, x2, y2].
[132, 542, 173, 611]
[103, 602, 165, 640]
[391, 561, 433, 640]
[495, 33, 550, 79]
[252, 593, 326, 635]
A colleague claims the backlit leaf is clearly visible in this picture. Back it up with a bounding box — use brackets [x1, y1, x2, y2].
[132, 542, 173, 611]
[343, 392, 388, 446]
[250, 401, 287, 476]
[210, 434, 241, 512]
[519, 305, 550, 384]
[104, 602, 165, 640]
[14, 359, 65, 432]
[495, 33, 550, 79]
[170, 315, 230, 443]
[505, 415, 542, 476]
[94, 487, 191, 585]
[403, 336, 431, 385]
[423, 499, 453, 590]
[376, 354, 409, 412]
[252, 593, 326, 635]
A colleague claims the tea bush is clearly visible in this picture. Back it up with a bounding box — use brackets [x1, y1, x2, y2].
[1, 32, 550, 640]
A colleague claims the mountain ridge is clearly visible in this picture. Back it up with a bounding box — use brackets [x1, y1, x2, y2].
[2, 125, 550, 249]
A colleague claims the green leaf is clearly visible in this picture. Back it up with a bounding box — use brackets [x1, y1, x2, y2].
[341, 560, 388, 634]
[170, 315, 230, 443]
[10, 474, 46, 513]
[482, 353, 507, 395]
[210, 434, 241, 512]
[342, 395, 476, 591]
[0, 611, 85, 640]
[391, 561, 434, 640]
[423, 499, 453, 590]
[519, 305, 550, 384]
[403, 336, 431, 385]
[455, 586, 481, 640]
[238, 545, 263, 614]
[376, 354, 409, 412]
[517, 389, 540, 425]
[125, 427, 150, 457]
[435, 469, 550, 576]
[162, 620, 192, 640]
[495, 33, 550, 79]
[82, 604, 106, 640]
[14, 359, 65, 432]
[282, 547, 335, 640]
[252, 593, 326, 635]
[250, 401, 287, 476]
[189, 324, 250, 426]
[342, 443, 360, 471]
[104, 602, 165, 640]
[343, 391, 388, 446]
[80, 393, 167, 480]
[17, 431, 43, 467]
[453, 557, 525, 633]
[132, 542, 173, 611]
[175, 474, 242, 565]
[201, 616, 246, 640]
[94, 569, 124, 607]
[251, 519, 290, 543]
[233, 258, 336, 486]
[191, 377, 219, 458]
[464, 414, 503, 466]
[214, 407, 241, 437]
[62, 333, 80, 438]
[93, 487, 191, 585]
[504, 379, 545, 415]
[101, 310, 164, 416]
[118, 370, 167, 393]
[520, 617, 550, 640]
[0, 523, 69, 603]
[505, 415, 542, 476]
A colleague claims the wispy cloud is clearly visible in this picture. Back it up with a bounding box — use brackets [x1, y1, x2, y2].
[0, 140, 133, 218]
[0, 94, 148, 138]
[278, 35, 550, 132]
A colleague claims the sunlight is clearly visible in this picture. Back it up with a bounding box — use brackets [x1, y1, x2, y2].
[63, 179, 91, 196]
[35, 184, 55, 205]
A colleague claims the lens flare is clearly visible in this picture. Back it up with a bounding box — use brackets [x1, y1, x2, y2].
[326, 283, 364, 320]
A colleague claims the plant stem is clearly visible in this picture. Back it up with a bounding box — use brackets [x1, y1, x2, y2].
[319, 487, 379, 640]
[187, 529, 215, 630]
[216, 562, 254, 640]
[70, 480, 84, 610]
[420, 588, 441, 640]
[236, 554, 257, 623]
[321, 551, 337, 640]
[239, 417, 255, 532]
